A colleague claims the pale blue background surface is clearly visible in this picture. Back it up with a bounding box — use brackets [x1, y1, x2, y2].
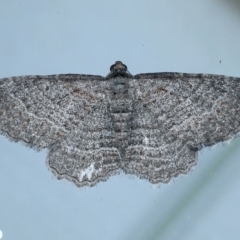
[0, 1, 240, 239]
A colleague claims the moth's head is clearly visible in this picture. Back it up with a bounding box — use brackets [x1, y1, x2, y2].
[106, 61, 133, 79]
[110, 61, 127, 72]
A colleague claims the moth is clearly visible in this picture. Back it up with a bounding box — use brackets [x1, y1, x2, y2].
[0, 61, 239, 187]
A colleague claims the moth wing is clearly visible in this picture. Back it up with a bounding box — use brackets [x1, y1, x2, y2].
[47, 103, 122, 187]
[123, 73, 240, 184]
[0, 74, 105, 149]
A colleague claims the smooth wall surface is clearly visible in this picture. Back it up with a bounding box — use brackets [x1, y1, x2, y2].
[0, 1, 240, 239]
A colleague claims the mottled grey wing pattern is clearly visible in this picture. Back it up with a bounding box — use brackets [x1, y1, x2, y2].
[0, 74, 123, 187]
[123, 72, 240, 184]
[1, 61, 240, 188]
[0, 74, 105, 147]
[47, 103, 123, 187]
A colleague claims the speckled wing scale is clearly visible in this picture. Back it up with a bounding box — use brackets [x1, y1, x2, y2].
[0, 61, 240, 187]
[126, 72, 240, 184]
